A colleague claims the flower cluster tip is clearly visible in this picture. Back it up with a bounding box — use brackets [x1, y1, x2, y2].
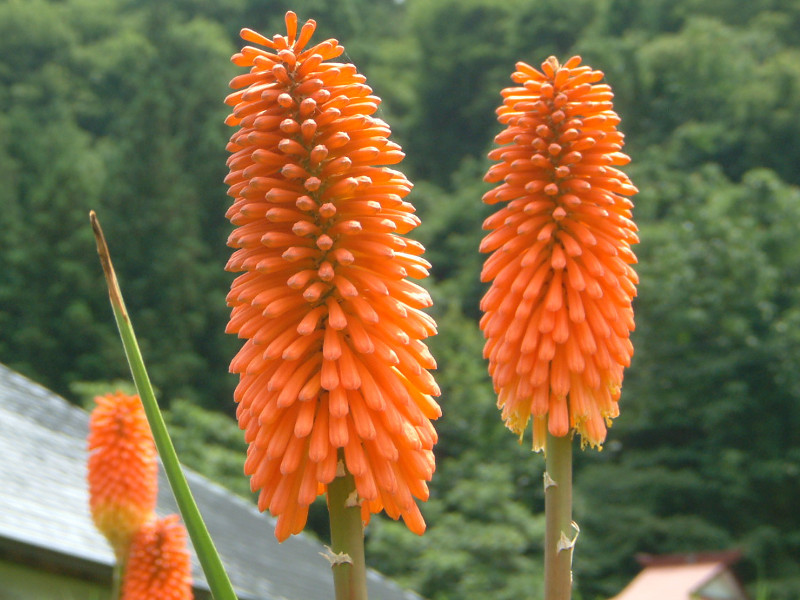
[224, 11, 440, 541]
[480, 55, 638, 452]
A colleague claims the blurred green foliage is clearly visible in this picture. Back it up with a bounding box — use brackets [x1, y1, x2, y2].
[3, 0, 800, 597]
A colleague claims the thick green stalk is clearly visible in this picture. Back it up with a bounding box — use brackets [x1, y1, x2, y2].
[327, 455, 368, 600]
[544, 431, 574, 600]
[90, 211, 238, 600]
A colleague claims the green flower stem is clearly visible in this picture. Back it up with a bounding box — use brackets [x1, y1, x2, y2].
[110, 562, 123, 600]
[544, 431, 574, 600]
[90, 211, 238, 600]
[327, 453, 368, 600]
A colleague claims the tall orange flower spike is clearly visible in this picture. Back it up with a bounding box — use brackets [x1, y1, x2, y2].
[121, 515, 193, 600]
[224, 11, 441, 541]
[87, 392, 158, 559]
[480, 57, 638, 451]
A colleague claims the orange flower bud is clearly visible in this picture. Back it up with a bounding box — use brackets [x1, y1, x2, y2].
[225, 12, 440, 541]
[481, 56, 638, 451]
[121, 516, 193, 600]
[87, 392, 158, 559]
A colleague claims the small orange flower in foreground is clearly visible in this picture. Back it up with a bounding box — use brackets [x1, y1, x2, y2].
[224, 11, 440, 541]
[480, 57, 638, 451]
[121, 515, 193, 600]
[88, 392, 158, 558]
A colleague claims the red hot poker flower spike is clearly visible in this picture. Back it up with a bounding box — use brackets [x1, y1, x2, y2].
[480, 56, 638, 451]
[87, 392, 158, 559]
[121, 515, 193, 600]
[224, 11, 441, 541]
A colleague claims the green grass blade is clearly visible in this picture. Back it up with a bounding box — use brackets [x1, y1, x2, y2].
[90, 211, 238, 600]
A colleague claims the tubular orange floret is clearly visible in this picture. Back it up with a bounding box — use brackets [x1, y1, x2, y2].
[87, 392, 158, 559]
[480, 56, 638, 451]
[225, 11, 440, 541]
[121, 516, 193, 600]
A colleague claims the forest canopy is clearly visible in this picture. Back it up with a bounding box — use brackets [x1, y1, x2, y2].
[2, 0, 800, 598]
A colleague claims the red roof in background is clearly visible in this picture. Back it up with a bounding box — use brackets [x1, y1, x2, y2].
[610, 551, 750, 600]
[635, 549, 742, 567]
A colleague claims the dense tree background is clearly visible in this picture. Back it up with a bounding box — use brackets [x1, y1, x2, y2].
[2, 0, 800, 597]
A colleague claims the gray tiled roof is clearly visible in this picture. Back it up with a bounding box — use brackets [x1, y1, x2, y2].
[0, 364, 421, 600]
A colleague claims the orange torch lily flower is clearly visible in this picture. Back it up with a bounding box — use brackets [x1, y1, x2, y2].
[87, 392, 158, 559]
[121, 515, 193, 600]
[480, 56, 638, 451]
[224, 11, 440, 541]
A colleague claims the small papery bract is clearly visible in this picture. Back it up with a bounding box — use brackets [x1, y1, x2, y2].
[121, 515, 193, 600]
[224, 11, 440, 541]
[480, 56, 638, 451]
[87, 392, 158, 559]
